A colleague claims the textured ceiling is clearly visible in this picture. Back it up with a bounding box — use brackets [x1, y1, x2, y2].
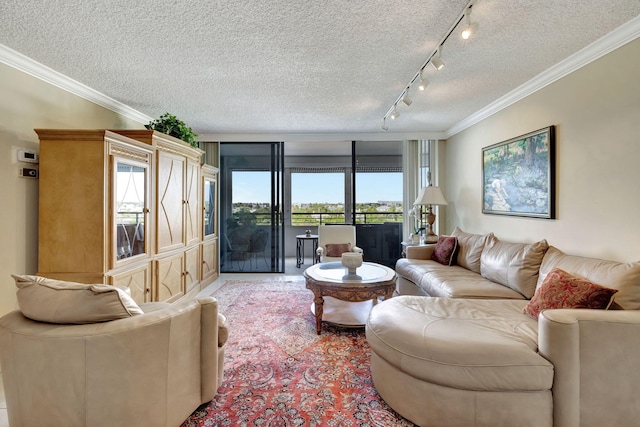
[1, 1, 639, 137]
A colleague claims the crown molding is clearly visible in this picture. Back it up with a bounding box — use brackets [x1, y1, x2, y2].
[198, 131, 446, 142]
[0, 44, 152, 124]
[445, 14, 640, 138]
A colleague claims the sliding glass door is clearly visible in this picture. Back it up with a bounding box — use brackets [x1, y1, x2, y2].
[220, 142, 284, 273]
[353, 140, 403, 267]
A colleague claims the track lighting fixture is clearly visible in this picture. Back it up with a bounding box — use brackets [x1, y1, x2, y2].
[402, 88, 412, 106]
[380, 0, 477, 131]
[418, 70, 429, 91]
[431, 47, 445, 70]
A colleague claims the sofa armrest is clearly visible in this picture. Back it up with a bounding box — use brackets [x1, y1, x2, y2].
[199, 296, 222, 401]
[538, 309, 640, 427]
[406, 244, 436, 260]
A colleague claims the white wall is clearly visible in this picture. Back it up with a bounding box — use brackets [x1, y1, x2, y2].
[445, 38, 640, 262]
[0, 63, 143, 317]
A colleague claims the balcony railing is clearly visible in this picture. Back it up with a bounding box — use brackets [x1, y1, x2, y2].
[292, 212, 402, 226]
[231, 211, 402, 226]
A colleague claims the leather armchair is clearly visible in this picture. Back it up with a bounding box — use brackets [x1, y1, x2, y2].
[0, 296, 227, 427]
[316, 224, 363, 263]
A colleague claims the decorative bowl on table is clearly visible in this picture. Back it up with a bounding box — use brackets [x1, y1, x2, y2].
[341, 252, 363, 278]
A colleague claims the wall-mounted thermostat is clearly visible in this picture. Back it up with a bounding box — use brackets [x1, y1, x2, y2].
[19, 168, 39, 178]
[18, 149, 39, 164]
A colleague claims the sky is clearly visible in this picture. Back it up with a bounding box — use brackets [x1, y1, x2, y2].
[232, 171, 402, 204]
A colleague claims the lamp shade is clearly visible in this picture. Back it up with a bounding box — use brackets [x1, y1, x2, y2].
[414, 186, 448, 206]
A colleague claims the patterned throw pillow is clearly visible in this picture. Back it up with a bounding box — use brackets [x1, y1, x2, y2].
[431, 235, 458, 266]
[325, 243, 352, 257]
[523, 268, 619, 319]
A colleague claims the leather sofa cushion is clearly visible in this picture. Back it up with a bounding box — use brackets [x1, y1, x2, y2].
[451, 227, 493, 274]
[537, 246, 640, 310]
[13, 274, 143, 324]
[395, 259, 526, 299]
[480, 237, 549, 298]
[366, 296, 553, 391]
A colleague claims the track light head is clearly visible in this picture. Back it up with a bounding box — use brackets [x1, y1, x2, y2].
[418, 71, 429, 91]
[431, 56, 444, 70]
[402, 89, 412, 106]
[462, 8, 472, 39]
[461, 7, 479, 40]
[381, 118, 389, 132]
[463, 22, 479, 39]
[431, 47, 444, 71]
[389, 107, 400, 120]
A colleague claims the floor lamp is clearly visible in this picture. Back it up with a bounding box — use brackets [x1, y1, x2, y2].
[414, 185, 448, 243]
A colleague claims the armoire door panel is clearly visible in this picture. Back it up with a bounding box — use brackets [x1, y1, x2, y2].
[157, 153, 185, 252]
[185, 159, 200, 245]
[110, 263, 151, 304]
[201, 239, 218, 283]
[155, 254, 184, 302]
[184, 245, 200, 293]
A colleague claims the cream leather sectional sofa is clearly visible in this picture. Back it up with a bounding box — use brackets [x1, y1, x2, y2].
[366, 228, 640, 427]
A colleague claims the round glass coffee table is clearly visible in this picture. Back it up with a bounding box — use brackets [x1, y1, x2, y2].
[303, 261, 397, 334]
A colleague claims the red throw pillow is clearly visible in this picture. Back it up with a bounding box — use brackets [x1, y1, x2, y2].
[431, 236, 458, 266]
[523, 268, 619, 319]
[325, 243, 352, 257]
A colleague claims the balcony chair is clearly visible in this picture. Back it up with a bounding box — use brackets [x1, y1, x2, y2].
[224, 232, 250, 271]
[248, 228, 269, 269]
[316, 224, 363, 263]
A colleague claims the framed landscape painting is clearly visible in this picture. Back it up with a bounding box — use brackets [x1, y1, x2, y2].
[482, 126, 555, 218]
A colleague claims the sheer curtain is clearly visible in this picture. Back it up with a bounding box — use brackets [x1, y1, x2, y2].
[402, 140, 436, 240]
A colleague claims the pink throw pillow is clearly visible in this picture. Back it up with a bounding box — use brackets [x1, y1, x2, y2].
[523, 268, 618, 319]
[431, 236, 458, 266]
[325, 243, 352, 257]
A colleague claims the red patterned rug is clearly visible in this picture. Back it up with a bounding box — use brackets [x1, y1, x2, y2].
[181, 279, 415, 427]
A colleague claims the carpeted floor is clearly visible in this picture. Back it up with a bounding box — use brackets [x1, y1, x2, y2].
[181, 280, 415, 427]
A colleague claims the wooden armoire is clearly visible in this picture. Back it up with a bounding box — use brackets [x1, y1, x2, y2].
[35, 129, 219, 304]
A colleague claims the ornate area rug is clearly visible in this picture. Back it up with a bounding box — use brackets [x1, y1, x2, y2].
[181, 279, 415, 427]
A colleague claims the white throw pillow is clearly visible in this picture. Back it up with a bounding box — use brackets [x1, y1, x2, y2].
[12, 274, 143, 324]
